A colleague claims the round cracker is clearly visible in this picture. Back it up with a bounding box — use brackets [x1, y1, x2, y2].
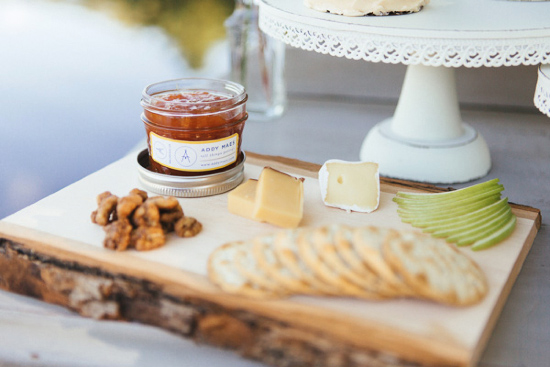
[272, 228, 341, 295]
[253, 234, 323, 296]
[207, 241, 280, 299]
[330, 225, 400, 298]
[383, 231, 488, 306]
[233, 240, 289, 298]
[351, 226, 414, 296]
[298, 226, 381, 299]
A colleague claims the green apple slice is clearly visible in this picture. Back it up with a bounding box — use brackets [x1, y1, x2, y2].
[394, 185, 504, 211]
[430, 204, 511, 238]
[398, 194, 501, 223]
[394, 178, 500, 202]
[393, 177, 515, 250]
[448, 207, 513, 246]
[420, 198, 509, 232]
[471, 214, 517, 251]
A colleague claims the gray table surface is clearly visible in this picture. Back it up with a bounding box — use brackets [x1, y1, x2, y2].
[1, 96, 548, 367]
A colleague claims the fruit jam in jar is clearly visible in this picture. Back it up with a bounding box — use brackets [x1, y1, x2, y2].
[141, 78, 248, 176]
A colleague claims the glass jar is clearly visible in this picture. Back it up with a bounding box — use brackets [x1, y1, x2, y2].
[225, 0, 286, 120]
[141, 78, 248, 176]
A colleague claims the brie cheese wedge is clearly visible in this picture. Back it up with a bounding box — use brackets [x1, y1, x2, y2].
[319, 160, 380, 213]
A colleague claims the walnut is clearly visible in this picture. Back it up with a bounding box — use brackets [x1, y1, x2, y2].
[92, 189, 201, 252]
[160, 202, 184, 232]
[131, 226, 165, 251]
[116, 193, 144, 219]
[129, 188, 148, 202]
[148, 196, 180, 210]
[174, 216, 202, 238]
[132, 201, 160, 227]
[103, 218, 132, 251]
[91, 192, 118, 226]
[96, 191, 113, 205]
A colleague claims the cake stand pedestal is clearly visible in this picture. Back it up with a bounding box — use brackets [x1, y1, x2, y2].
[363, 64, 490, 183]
[259, 0, 550, 183]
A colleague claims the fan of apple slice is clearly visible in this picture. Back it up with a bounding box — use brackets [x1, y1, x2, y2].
[393, 179, 516, 250]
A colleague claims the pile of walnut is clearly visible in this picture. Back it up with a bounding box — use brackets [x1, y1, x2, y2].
[91, 188, 202, 251]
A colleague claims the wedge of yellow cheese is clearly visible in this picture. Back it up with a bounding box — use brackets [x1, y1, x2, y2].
[318, 160, 380, 213]
[253, 167, 304, 228]
[227, 168, 305, 228]
[227, 179, 258, 220]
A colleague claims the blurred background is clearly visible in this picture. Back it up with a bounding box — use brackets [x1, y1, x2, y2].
[0, 0, 541, 218]
[0, 0, 234, 218]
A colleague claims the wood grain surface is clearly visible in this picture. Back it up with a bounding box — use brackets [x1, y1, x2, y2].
[0, 152, 542, 367]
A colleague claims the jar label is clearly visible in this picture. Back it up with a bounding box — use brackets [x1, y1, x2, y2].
[150, 132, 239, 172]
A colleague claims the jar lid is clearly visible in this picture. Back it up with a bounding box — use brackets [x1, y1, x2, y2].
[136, 149, 245, 197]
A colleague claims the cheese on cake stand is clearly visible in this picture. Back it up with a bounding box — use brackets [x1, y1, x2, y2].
[304, 0, 430, 17]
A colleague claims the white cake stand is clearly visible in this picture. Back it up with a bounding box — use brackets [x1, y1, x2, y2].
[535, 64, 550, 118]
[258, 0, 550, 183]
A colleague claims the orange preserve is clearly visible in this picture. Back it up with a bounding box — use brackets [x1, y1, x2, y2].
[141, 78, 248, 176]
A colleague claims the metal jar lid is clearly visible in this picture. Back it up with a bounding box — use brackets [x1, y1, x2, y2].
[136, 149, 245, 197]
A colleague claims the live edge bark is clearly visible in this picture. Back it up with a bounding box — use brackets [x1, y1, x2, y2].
[0, 238, 427, 367]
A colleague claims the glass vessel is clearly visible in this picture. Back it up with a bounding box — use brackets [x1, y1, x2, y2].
[225, 0, 286, 120]
[141, 78, 248, 176]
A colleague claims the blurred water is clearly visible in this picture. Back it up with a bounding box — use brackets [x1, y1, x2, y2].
[0, 0, 230, 218]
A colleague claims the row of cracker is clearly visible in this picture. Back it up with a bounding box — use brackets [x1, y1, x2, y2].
[208, 224, 488, 306]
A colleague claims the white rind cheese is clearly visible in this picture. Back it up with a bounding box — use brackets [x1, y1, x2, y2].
[304, 0, 430, 17]
[319, 160, 380, 213]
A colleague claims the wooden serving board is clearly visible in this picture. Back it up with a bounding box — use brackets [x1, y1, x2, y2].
[0, 152, 541, 367]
